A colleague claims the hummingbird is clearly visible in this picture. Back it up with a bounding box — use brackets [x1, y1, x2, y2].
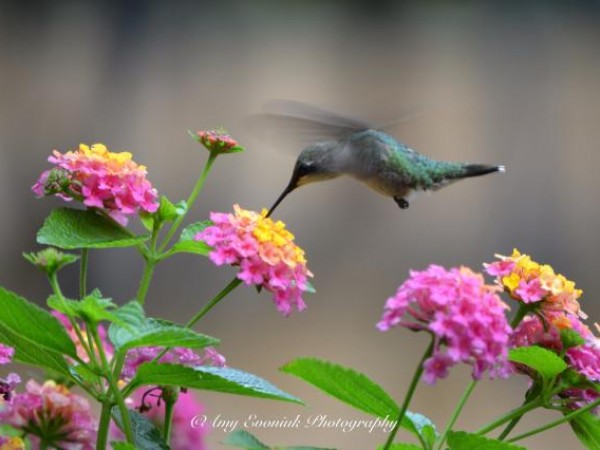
[261, 100, 505, 217]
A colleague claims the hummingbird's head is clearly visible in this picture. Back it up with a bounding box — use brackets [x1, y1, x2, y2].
[294, 141, 341, 187]
[267, 141, 340, 217]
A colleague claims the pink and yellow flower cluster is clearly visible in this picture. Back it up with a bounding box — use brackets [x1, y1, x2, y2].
[485, 249, 583, 318]
[197, 205, 313, 316]
[33, 143, 159, 225]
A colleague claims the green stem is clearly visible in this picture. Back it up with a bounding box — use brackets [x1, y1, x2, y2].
[96, 400, 112, 450]
[382, 339, 435, 450]
[163, 393, 176, 443]
[145, 277, 242, 368]
[507, 396, 600, 443]
[185, 276, 242, 328]
[135, 260, 156, 305]
[136, 221, 162, 305]
[511, 303, 530, 329]
[48, 273, 96, 364]
[91, 326, 134, 444]
[497, 388, 539, 441]
[476, 397, 544, 435]
[436, 380, 478, 450]
[80, 248, 89, 299]
[159, 151, 218, 253]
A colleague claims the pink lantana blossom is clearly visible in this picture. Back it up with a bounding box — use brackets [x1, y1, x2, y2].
[52, 312, 113, 363]
[566, 345, 600, 382]
[0, 344, 15, 365]
[121, 346, 225, 380]
[33, 143, 159, 225]
[378, 265, 512, 384]
[0, 379, 97, 450]
[196, 205, 313, 316]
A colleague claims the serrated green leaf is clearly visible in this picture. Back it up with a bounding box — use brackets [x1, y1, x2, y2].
[180, 221, 212, 241]
[509, 346, 567, 380]
[561, 329, 586, 350]
[158, 196, 187, 222]
[112, 408, 169, 450]
[569, 411, 600, 449]
[404, 411, 437, 448]
[130, 363, 302, 404]
[280, 358, 435, 443]
[37, 207, 149, 249]
[281, 358, 398, 418]
[0, 287, 77, 358]
[168, 240, 211, 256]
[0, 328, 70, 376]
[162, 221, 212, 258]
[113, 301, 146, 326]
[48, 290, 128, 327]
[447, 431, 526, 450]
[222, 429, 269, 449]
[377, 444, 422, 450]
[140, 212, 155, 232]
[109, 317, 218, 353]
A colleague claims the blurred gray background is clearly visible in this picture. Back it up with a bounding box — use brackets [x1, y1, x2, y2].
[1, 1, 600, 448]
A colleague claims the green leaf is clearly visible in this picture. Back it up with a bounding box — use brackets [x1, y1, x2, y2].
[561, 329, 586, 350]
[222, 429, 269, 449]
[509, 346, 567, 380]
[130, 363, 302, 404]
[180, 221, 212, 241]
[222, 430, 335, 450]
[140, 212, 155, 232]
[163, 221, 212, 257]
[405, 411, 438, 448]
[281, 358, 398, 418]
[158, 196, 187, 222]
[569, 411, 600, 449]
[0, 286, 77, 358]
[280, 358, 436, 443]
[112, 408, 169, 450]
[447, 431, 527, 450]
[48, 290, 128, 327]
[109, 317, 219, 353]
[0, 328, 70, 376]
[37, 207, 149, 249]
[377, 444, 422, 450]
[167, 240, 211, 257]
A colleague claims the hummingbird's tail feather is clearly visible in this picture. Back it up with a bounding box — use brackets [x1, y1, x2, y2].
[460, 164, 506, 178]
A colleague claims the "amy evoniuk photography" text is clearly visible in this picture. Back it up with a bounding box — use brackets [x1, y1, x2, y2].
[191, 414, 398, 434]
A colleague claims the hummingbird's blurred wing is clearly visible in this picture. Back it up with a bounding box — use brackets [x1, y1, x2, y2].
[247, 99, 373, 147]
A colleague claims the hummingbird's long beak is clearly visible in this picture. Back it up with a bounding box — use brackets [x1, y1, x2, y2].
[266, 174, 299, 218]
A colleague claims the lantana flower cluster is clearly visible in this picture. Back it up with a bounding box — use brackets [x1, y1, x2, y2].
[0, 379, 97, 450]
[32, 143, 159, 225]
[378, 265, 512, 384]
[197, 204, 313, 316]
[488, 250, 600, 413]
[196, 129, 241, 153]
[485, 249, 583, 317]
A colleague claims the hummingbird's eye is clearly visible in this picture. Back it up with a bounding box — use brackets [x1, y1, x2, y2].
[298, 162, 318, 177]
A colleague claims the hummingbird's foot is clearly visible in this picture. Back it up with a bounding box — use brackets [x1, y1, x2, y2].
[394, 196, 409, 209]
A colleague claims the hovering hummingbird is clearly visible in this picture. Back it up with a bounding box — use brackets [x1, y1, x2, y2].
[261, 100, 505, 217]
